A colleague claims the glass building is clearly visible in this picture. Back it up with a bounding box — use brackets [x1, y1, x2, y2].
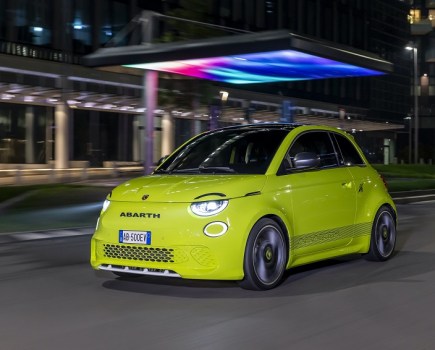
[406, 0, 435, 162]
[0, 0, 416, 176]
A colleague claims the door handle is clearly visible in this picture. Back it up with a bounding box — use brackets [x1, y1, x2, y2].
[341, 182, 352, 189]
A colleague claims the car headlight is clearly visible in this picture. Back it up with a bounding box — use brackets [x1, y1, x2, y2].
[190, 200, 228, 216]
[101, 199, 110, 213]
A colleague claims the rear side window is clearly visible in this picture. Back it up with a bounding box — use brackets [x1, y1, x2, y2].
[288, 131, 338, 168]
[333, 133, 365, 166]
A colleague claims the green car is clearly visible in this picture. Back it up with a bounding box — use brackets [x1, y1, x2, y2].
[91, 124, 397, 290]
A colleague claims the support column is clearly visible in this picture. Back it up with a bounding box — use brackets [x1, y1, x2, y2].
[383, 138, 390, 166]
[209, 105, 219, 130]
[143, 70, 158, 174]
[193, 119, 202, 135]
[133, 115, 141, 161]
[25, 106, 35, 164]
[280, 100, 293, 123]
[55, 103, 69, 169]
[161, 112, 174, 157]
[45, 108, 54, 163]
[192, 95, 202, 135]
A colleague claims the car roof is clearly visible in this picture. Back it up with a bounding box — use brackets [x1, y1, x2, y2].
[208, 123, 301, 133]
[209, 123, 352, 135]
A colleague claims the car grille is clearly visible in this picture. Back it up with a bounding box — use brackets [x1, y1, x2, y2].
[103, 244, 188, 263]
[190, 247, 217, 267]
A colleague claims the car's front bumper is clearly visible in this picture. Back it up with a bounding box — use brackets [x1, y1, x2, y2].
[90, 199, 253, 280]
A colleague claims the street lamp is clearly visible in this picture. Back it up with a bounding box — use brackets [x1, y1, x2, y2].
[405, 43, 419, 164]
[404, 115, 412, 164]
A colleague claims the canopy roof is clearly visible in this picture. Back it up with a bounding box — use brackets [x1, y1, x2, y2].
[83, 30, 393, 84]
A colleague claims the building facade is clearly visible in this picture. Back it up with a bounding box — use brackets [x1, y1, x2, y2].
[407, 0, 435, 162]
[0, 0, 419, 174]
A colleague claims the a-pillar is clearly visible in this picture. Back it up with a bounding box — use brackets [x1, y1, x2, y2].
[55, 102, 69, 169]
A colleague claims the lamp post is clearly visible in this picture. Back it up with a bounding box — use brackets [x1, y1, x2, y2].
[406, 43, 419, 164]
[404, 115, 412, 164]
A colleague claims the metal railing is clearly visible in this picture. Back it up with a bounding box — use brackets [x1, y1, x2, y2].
[0, 40, 82, 65]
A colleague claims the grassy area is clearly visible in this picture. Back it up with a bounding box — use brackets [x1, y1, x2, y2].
[373, 164, 435, 192]
[384, 179, 435, 192]
[1, 184, 110, 211]
[373, 164, 435, 179]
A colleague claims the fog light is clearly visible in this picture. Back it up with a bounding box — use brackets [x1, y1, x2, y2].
[204, 222, 228, 237]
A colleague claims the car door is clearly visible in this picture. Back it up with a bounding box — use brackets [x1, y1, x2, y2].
[286, 131, 357, 257]
[332, 132, 375, 229]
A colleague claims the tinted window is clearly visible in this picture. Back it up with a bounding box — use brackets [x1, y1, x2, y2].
[288, 131, 338, 168]
[333, 133, 365, 166]
[156, 128, 289, 175]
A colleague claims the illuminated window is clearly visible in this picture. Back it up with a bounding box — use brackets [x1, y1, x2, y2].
[408, 9, 421, 24]
[429, 10, 435, 25]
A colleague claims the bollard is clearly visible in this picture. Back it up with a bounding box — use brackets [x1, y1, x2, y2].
[111, 162, 119, 178]
[81, 164, 89, 180]
[15, 165, 22, 185]
[49, 163, 55, 182]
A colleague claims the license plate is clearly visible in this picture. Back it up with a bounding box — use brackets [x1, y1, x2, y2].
[119, 230, 151, 245]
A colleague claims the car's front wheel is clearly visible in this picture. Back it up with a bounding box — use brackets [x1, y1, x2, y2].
[239, 218, 288, 290]
[365, 205, 397, 261]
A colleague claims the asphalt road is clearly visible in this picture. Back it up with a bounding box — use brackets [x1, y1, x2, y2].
[1, 202, 434, 350]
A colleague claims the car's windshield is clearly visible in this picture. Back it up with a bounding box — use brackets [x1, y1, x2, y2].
[156, 128, 289, 175]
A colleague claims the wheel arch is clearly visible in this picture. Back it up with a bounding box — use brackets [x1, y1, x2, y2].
[377, 202, 397, 224]
[262, 214, 291, 262]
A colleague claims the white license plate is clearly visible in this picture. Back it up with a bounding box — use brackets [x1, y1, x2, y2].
[119, 230, 151, 245]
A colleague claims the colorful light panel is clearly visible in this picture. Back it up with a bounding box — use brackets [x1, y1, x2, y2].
[125, 49, 385, 84]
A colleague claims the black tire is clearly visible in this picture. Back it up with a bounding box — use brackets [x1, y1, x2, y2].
[365, 206, 397, 261]
[239, 218, 288, 290]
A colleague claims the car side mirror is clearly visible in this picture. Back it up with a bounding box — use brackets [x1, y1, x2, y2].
[294, 152, 320, 170]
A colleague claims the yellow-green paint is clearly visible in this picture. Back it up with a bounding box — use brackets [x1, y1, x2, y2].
[90, 125, 396, 281]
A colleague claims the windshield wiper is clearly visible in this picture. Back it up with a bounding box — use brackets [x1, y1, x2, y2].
[153, 168, 171, 174]
[199, 166, 236, 174]
[171, 168, 201, 174]
[156, 167, 237, 174]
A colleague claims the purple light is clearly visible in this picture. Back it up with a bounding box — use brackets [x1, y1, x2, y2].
[125, 49, 385, 84]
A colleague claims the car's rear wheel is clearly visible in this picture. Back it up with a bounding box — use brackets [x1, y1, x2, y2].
[239, 218, 287, 290]
[365, 206, 396, 261]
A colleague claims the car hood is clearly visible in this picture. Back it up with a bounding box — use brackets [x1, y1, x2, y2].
[110, 175, 267, 203]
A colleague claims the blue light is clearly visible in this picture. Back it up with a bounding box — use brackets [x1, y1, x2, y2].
[125, 49, 385, 84]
